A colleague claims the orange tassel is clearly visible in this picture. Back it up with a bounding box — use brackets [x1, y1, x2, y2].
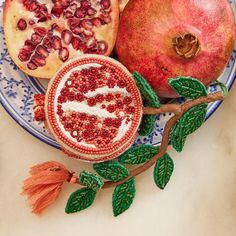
[22, 161, 74, 214]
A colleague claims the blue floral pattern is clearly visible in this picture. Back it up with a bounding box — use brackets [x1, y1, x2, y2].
[0, 0, 236, 148]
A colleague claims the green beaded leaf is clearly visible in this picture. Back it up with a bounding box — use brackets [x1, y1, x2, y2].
[170, 123, 187, 152]
[179, 103, 207, 136]
[132, 72, 160, 108]
[132, 72, 160, 136]
[118, 145, 159, 165]
[79, 171, 104, 191]
[153, 154, 174, 190]
[93, 161, 129, 182]
[65, 188, 96, 214]
[138, 115, 156, 136]
[169, 77, 208, 99]
[171, 103, 207, 152]
[112, 178, 136, 217]
[212, 80, 228, 97]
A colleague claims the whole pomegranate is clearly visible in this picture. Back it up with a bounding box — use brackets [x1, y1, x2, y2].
[3, 0, 119, 79]
[116, 0, 236, 97]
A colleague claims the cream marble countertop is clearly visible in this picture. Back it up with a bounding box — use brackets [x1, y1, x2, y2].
[1, 85, 236, 236]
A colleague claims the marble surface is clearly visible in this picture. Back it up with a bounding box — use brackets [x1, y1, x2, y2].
[1, 85, 236, 236]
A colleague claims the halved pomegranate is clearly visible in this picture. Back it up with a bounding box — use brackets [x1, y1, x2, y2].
[44, 55, 142, 163]
[3, 0, 119, 79]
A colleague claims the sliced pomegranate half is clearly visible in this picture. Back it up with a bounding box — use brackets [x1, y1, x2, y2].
[3, 0, 119, 79]
[44, 55, 143, 163]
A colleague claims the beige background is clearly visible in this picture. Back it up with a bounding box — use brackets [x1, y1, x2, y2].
[1, 85, 236, 236]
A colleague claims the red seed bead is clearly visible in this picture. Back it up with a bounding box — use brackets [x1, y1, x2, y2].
[123, 96, 132, 105]
[87, 97, 96, 106]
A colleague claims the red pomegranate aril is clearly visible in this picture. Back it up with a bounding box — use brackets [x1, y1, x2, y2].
[43, 37, 53, 51]
[64, 10, 73, 19]
[51, 5, 64, 18]
[87, 8, 97, 16]
[81, 0, 91, 9]
[86, 37, 96, 48]
[24, 39, 36, 48]
[36, 45, 49, 58]
[100, 0, 111, 9]
[37, 16, 47, 23]
[97, 41, 108, 54]
[69, 3, 77, 10]
[50, 23, 59, 30]
[80, 44, 88, 53]
[84, 29, 94, 36]
[61, 29, 73, 45]
[17, 18, 27, 31]
[71, 37, 81, 50]
[59, 47, 69, 62]
[72, 26, 83, 35]
[29, 19, 35, 25]
[18, 48, 31, 61]
[27, 61, 38, 70]
[75, 8, 87, 18]
[34, 27, 47, 37]
[102, 15, 111, 24]
[31, 55, 46, 67]
[68, 18, 80, 29]
[24, 1, 38, 12]
[31, 33, 43, 45]
[91, 17, 102, 27]
[51, 36, 62, 50]
[81, 19, 93, 30]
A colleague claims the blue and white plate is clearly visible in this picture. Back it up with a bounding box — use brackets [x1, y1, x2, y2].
[0, 1, 236, 149]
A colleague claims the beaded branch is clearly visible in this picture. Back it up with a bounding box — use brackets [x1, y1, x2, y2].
[22, 73, 226, 216]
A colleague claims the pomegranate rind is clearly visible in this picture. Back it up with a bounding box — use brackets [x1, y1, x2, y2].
[3, 0, 119, 79]
[116, 0, 236, 97]
[45, 55, 143, 163]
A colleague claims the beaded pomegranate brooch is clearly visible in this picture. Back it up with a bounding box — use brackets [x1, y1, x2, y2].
[22, 55, 227, 216]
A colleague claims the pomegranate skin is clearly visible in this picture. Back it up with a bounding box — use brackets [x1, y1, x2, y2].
[116, 0, 236, 97]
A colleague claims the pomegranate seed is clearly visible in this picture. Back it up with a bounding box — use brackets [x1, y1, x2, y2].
[103, 15, 111, 24]
[59, 47, 69, 62]
[36, 45, 49, 58]
[27, 61, 38, 70]
[18, 48, 31, 62]
[100, 0, 111, 9]
[91, 18, 102, 27]
[34, 27, 47, 37]
[69, 3, 77, 10]
[24, 39, 36, 50]
[24, 1, 38, 12]
[72, 26, 83, 35]
[31, 33, 43, 45]
[31, 55, 46, 67]
[86, 37, 96, 48]
[80, 44, 88, 53]
[29, 19, 35, 25]
[71, 37, 81, 50]
[37, 16, 47, 23]
[74, 8, 86, 18]
[17, 18, 27, 31]
[61, 29, 72, 45]
[81, 0, 91, 9]
[87, 8, 97, 16]
[83, 29, 94, 36]
[64, 10, 73, 19]
[50, 23, 59, 30]
[81, 19, 93, 29]
[43, 37, 52, 50]
[23, 44, 35, 52]
[51, 5, 64, 18]
[68, 18, 80, 29]
[51, 36, 62, 50]
[97, 40, 108, 54]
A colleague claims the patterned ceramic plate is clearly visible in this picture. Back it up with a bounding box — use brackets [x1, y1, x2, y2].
[0, 1, 236, 149]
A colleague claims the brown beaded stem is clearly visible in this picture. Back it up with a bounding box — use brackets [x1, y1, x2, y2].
[76, 92, 224, 188]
